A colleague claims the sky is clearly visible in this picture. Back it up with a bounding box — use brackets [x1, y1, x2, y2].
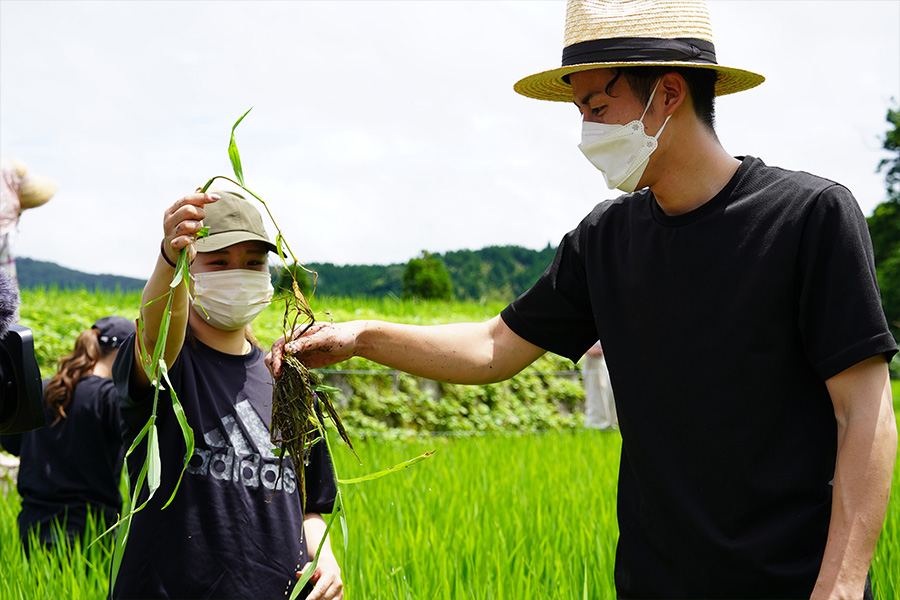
[1, 0, 898, 281]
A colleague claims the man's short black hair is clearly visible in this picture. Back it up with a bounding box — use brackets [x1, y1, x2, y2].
[606, 67, 718, 131]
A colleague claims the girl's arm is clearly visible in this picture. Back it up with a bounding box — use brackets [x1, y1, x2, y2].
[300, 512, 344, 600]
[132, 192, 218, 388]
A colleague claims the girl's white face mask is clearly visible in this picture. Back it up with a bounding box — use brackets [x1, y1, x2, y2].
[190, 269, 274, 331]
[577, 78, 671, 193]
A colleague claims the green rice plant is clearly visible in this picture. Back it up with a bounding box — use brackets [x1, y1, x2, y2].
[871, 436, 900, 600]
[0, 487, 112, 599]
[17, 287, 141, 378]
[319, 423, 900, 600]
[3, 425, 899, 599]
[328, 430, 621, 599]
[12, 286, 900, 597]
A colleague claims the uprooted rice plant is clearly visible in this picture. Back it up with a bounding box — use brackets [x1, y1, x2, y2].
[270, 353, 356, 510]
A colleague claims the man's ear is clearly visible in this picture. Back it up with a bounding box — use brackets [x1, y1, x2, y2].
[658, 71, 687, 117]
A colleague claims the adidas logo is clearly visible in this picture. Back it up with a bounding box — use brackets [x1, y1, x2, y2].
[185, 399, 297, 494]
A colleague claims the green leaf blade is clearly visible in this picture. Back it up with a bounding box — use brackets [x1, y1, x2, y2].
[338, 450, 435, 484]
[290, 508, 341, 599]
[228, 107, 253, 186]
[159, 360, 195, 509]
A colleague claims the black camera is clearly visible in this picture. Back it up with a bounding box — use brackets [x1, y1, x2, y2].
[0, 324, 46, 434]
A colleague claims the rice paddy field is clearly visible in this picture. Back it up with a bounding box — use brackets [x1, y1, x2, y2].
[2, 288, 899, 598]
[7, 431, 621, 599]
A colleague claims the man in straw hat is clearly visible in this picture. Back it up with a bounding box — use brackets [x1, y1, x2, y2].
[269, 1, 897, 597]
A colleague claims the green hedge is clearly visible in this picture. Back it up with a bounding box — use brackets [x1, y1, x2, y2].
[19, 288, 589, 436]
[322, 355, 585, 436]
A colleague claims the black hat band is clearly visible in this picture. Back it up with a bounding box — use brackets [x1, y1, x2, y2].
[562, 37, 717, 67]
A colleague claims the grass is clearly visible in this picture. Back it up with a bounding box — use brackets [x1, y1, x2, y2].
[0, 495, 113, 600]
[8, 287, 900, 598]
[3, 420, 900, 598]
[329, 430, 621, 599]
[2, 430, 622, 599]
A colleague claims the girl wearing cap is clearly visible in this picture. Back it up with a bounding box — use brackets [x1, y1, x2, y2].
[111, 191, 342, 600]
[0, 316, 132, 556]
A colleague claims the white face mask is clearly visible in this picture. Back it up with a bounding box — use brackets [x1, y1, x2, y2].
[190, 269, 274, 331]
[577, 78, 671, 193]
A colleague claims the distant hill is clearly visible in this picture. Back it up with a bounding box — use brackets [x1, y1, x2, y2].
[440, 244, 557, 301]
[16, 244, 558, 301]
[16, 257, 146, 292]
[304, 244, 557, 301]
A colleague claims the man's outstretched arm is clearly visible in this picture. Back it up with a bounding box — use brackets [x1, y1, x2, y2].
[267, 315, 546, 385]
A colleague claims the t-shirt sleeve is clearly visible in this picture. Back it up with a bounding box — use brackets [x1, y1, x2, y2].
[304, 399, 338, 514]
[501, 221, 600, 363]
[97, 378, 125, 451]
[304, 436, 337, 514]
[796, 184, 898, 379]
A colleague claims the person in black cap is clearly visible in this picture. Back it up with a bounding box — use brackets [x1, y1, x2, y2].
[269, 1, 897, 598]
[0, 315, 133, 555]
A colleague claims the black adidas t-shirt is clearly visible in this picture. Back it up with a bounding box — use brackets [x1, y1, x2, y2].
[502, 156, 897, 598]
[112, 335, 337, 600]
[2, 375, 124, 545]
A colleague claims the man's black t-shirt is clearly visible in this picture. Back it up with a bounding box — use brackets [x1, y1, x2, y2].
[112, 334, 337, 600]
[502, 156, 897, 598]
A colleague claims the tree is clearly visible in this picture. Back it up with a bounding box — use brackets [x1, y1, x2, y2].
[402, 251, 453, 300]
[867, 103, 900, 344]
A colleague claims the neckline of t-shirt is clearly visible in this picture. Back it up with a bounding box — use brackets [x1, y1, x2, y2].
[649, 156, 753, 227]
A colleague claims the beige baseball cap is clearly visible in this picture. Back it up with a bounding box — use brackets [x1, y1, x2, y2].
[193, 191, 277, 254]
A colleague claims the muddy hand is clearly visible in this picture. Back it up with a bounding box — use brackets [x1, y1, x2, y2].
[266, 321, 361, 376]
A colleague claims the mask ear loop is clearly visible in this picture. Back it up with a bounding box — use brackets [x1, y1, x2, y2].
[640, 78, 662, 122]
[640, 78, 672, 140]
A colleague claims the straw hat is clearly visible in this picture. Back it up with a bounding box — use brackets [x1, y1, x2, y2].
[5, 158, 58, 209]
[514, 0, 765, 102]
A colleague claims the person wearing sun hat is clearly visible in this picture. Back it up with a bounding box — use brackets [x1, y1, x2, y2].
[513, 0, 765, 101]
[0, 157, 57, 290]
[110, 190, 343, 599]
[269, 1, 896, 598]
